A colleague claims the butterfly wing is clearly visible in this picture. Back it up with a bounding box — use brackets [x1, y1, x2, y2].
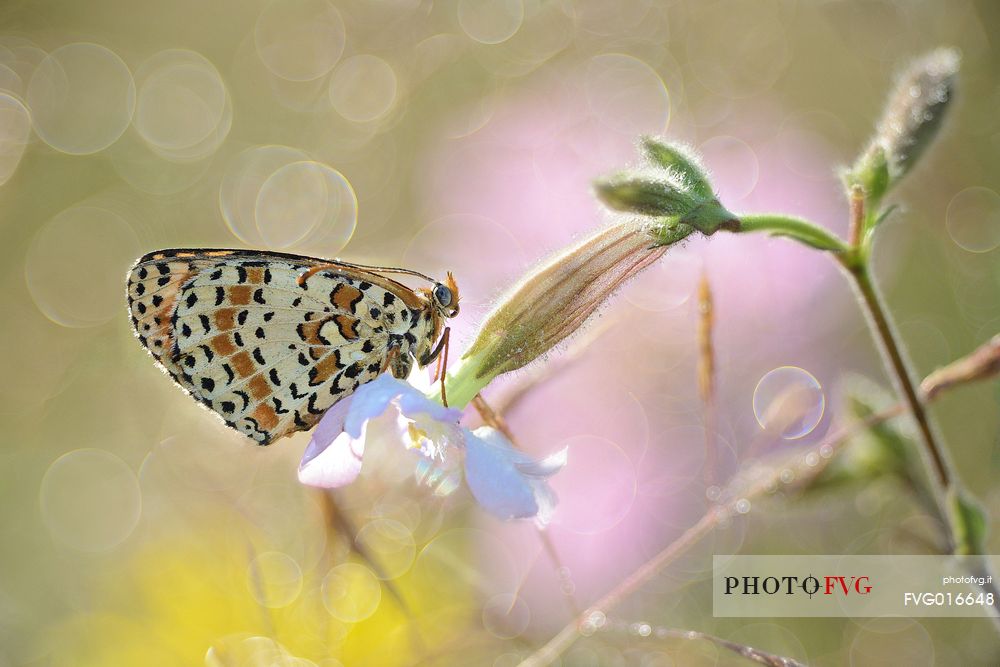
[126, 249, 425, 444]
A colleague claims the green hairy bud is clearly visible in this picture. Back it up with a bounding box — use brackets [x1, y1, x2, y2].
[849, 47, 959, 203]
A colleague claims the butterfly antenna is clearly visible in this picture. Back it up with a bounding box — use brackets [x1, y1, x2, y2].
[331, 260, 438, 284]
[297, 261, 438, 287]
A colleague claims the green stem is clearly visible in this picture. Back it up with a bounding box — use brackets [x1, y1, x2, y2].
[737, 214, 850, 253]
[438, 348, 490, 409]
[841, 260, 953, 490]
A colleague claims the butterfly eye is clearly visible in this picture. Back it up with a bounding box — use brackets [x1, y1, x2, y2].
[433, 283, 453, 307]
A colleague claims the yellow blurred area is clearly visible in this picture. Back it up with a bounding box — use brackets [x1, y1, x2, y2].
[41, 509, 473, 666]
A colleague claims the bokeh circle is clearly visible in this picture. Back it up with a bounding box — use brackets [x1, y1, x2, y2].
[0, 92, 31, 185]
[40, 448, 142, 552]
[27, 42, 135, 154]
[329, 55, 398, 123]
[321, 562, 382, 622]
[945, 186, 1000, 253]
[255, 0, 346, 82]
[25, 205, 140, 328]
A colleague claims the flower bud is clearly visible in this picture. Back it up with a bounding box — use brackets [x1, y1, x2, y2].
[849, 47, 959, 201]
[594, 169, 700, 217]
[595, 154, 736, 236]
[848, 143, 890, 205]
[445, 217, 695, 405]
[639, 136, 713, 198]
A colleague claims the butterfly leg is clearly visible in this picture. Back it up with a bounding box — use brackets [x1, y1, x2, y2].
[420, 326, 451, 406]
[381, 346, 399, 374]
[432, 339, 445, 383]
[439, 327, 450, 407]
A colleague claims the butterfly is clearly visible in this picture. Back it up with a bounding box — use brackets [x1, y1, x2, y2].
[125, 248, 460, 445]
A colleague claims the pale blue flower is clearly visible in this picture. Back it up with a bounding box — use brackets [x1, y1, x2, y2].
[463, 426, 567, 523]
[298, 374, 566, 522]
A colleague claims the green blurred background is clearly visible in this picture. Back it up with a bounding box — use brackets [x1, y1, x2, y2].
[1, 0, 999, 665]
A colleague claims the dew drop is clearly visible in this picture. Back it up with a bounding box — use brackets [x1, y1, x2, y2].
[752, 366, 825, 439]
[580, 609, 607, 636]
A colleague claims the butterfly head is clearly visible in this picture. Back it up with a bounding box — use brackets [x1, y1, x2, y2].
[430, 272, 460, 318]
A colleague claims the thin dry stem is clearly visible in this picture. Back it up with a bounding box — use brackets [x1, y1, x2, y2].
[603, 627, 809, 667]
[471, 393, 517, 443]
[922, 334, 1000, 401]
[680, 630, 808, 667]
[537, 529, 582, 618]
[316, 491, 429, 658]
[697, 271, 718, 486]
[319, 491, 415, 617]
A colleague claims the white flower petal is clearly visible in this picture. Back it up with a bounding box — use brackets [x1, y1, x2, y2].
[298, 425, 367, 488]
[299, 374, 464, 493]
[309, 389, 353, 446]
[295, 370, 560, 520]
[397, 385, 463, 423]
[342, 373, 406, 437]
[516, 447, 568, 478]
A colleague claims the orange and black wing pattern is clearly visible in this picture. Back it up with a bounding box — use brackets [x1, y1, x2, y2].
[126, 249, 428, 444]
